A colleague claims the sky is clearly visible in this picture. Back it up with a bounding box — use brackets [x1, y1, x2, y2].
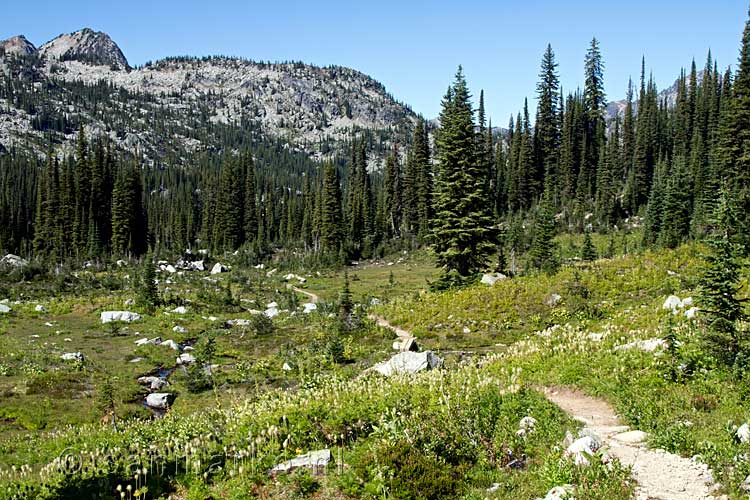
[2, 1, 748, 123]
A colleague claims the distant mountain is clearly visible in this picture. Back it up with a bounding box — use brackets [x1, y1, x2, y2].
[0, 28, 417, 163]
[605, 71, 705, 122]
[39, 28, 129, 70]
[0, 35, 36, 56]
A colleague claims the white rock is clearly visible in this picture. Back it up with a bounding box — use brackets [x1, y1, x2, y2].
[165, 265, 177, 274]
[663, 295, 683, 312]
[681, 296, 694, 307]
[264, 307, 279, 318]
[172, 325, 187, 333]
[267, 301, 278, 309]
[0, 254, 27, 268]
[161, 339, 179, 350]
[145, 393, 174, 409]
[282, 362, 292, 371]
[481, 272, 507, 285]
[35, 304, 47, 313]
[737, 423, 750, 444]
[64, 338, 72, 342]
[138, 376, 169, 391]
[171, 306, 188, 314]
[271, 448, 331, 473]
[0, 304, 11, 313]
[302, 303, 317, 314]
[190, 260, 205, 271]
[176, 353, 195, 365]
[613, 430, 648, 444]
[685, 307, 698, 319]
[373, 351, 442, 376]
[124, 299, 135, 306]
[61, 352, 84, 362]
[135, 337, 160, 346]
[254, 263, 265, 269]
[100, 311, 141, 323]
[129, 357, 142, 363]
[565, 436, 600, 466]
[210, 262, 227, 274]
[116, 259, 127, 266]
[462, 326, 471, 334]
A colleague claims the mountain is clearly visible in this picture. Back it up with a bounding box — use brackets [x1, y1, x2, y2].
[0, 28, 416, 163]
[38, 28, 129, 70]
[0, 35, 36, 56]
[605, 71, 705, 121]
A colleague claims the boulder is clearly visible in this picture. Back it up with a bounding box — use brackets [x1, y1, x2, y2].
[190, 260, 205, 271]
[265, 307, 280, 318]
[100, 311, 141, 323]
[171, 306, 188, 314]
[145, 393, 174, 410]
[35, 304, 47, 313]
[613, 430, 648, 444]
[737, 423, 750, 444]
[176, 353, 196, 365]
[161, 339, 180, 350]
[135, 337, 161, 346]
[61, 352, 84, 362]
[302, 303, 317, 314]
[481, 272, 507, 286]
[282, 362, 293, 371]
[138, 376, 169, 391]
[271, 448, 331, 474]
[685, 307, 698, 319]
[565, 435, 601, 466]
[545, 293, 562, 307]
[172, 325, 187, 333]
[165, 265, 177, 274]
[210, 263, 227, 274]
[0, 254, 27, 269]
[267, 301, 279, 309]
[373, 351, 442, 376]
[0, 304, 10, 313]
[116, 259, 127, 266]
[662, 295, 682, 312]
[681, 296, 694, 308]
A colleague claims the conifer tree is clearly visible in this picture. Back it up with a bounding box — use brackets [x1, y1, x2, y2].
[321, 162, 343, 253]
[581, 231, 597, 261]
[528, 189, 558, 274]
[699, 191, 747, 367]
[432, 67, 496, 286]
[535, 44, 561, 198]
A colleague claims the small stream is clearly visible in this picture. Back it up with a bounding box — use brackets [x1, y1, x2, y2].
[140, 338, 197, 417]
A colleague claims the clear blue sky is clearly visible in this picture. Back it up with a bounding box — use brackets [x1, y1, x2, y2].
[3, 1, 748, 123]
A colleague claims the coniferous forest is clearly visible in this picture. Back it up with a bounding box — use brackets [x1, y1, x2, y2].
[2, 15, 749, 287]
[3, 6, 750, 500]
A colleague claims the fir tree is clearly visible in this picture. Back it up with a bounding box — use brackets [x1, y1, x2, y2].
[699, 191, 747, 367]
[432, 67, 496, 286]
[321, 162, 343, 253]
[581, 231, 597, 261]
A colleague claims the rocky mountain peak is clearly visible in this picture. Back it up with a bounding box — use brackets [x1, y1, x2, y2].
[39, 28, 129, 70]
[0, 35, 36, 56]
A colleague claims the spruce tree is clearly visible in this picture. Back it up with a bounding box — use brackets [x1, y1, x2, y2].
[535, 44, 561, 196]
[528, 190, 559, 274]
[581, 231, 597, 261]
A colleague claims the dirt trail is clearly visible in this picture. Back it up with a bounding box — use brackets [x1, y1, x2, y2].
[367, 313, 413, 340]
[293, 287, 319, 303]
[544, 387, 719, 500]
[371, 315, 721, 500]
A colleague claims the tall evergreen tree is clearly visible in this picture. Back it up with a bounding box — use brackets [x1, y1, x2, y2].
[432, 67, 496, 286]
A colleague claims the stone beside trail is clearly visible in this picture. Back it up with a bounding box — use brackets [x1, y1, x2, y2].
[544, 387, 719, 500]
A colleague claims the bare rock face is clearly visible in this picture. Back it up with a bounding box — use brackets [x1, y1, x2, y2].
[39, 28, 129, 70]
[0, 35, 36, 56]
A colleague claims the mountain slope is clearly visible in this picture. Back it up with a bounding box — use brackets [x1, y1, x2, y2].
[0, 29, 416, 162]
